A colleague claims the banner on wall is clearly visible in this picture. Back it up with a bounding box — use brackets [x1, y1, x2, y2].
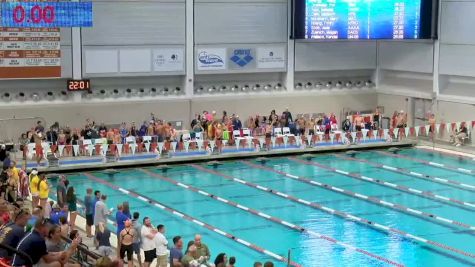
[257, 47, 286, 69]
[229, 48, 255, 69]
[196, 48, 226, 70]
[152, 48, 184, 72]
[0, 27, 61, 79]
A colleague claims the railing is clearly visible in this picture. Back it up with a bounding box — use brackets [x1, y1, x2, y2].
[0, 243, 33, 267]
[61, 236, 101, 267]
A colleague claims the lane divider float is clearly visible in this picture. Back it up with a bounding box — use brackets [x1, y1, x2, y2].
[376, 151, 475, 176]
[302, 155, 475, 210]
[81, 172, 301, 267]
[138, 168, 404, 267]
[333, 153, 475, 192]
[189, 164, 475, 260]
[252, 158, 475, 232]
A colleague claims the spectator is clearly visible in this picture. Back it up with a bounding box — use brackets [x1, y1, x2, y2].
[59, 216, 69, 238]
[115, 204, 129, 237]
[181, 244, 198, 267]
[38, 175, 49, 217]
[0, 209, 30, 260]
[169, 236, 183, 267]
[227, 256, 235, 267]
[28, 169, 40, 209]
[50, 204, 67, 225]
[194, 234, 210, 261]
[154, 224, 168, 267]
[44, 201, 53, 221]
[282, 107, 293, 126]
[214, 253, 227, 267]
[94, 195, 111, 228]
[119, 220, 135, 267]
[452, 122, 468, 147]
[45, 225, 66, 252]
[84, 188, 94, 237]
[13, 218, 80, 267]
[264, 262, 274, 267]
[139, 122, 148, 137]
[131, 212, 143, 267]
[141, 217, 157, 267]
[95, 222, 112, 257]
[122, 202, 131, 219]
[66, 186, 77, 229]
[35, 121, 45, 134]
[18, 167, 29, 200]
[232, 116, 242, 131]
[56, 176, 67, 208]
[26, 206, 42, 232]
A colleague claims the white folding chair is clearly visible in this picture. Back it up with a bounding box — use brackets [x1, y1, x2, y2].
[282, 127, 294, 136]
[273, 127, 283, 137]
[125, 136, 136, 144]
[194, 132, 202, 140]
[182, 133, 191, 142]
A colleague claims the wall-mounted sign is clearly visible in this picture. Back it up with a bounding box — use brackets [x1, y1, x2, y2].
[229, 48, 254, 68]
[0, 27, 61, 79]
[152, 48, 184, 72]
[196, 48, 226, 70]
[257, 47, 286, 69]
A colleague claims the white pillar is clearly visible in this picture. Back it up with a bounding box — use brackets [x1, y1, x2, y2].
[185, 0, 195, 97]
[285, 0, 295, 92]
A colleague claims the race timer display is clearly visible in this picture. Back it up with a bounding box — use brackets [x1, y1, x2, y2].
[1, 2, 93, 27]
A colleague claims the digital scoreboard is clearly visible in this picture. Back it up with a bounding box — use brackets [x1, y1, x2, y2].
[1, 2, 93, 28]
[293, 0, 436, 40]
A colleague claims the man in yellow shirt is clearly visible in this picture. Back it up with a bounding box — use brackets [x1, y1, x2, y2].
[29, 169, 40, 209]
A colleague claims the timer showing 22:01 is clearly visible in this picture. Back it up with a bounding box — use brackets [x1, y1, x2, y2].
[0, 2, 93, 28]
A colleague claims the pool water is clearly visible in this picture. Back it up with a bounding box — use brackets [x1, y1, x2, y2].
[52, 148, 475, 267]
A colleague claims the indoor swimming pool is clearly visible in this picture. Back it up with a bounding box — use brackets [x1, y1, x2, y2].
[54, 147, 475, 266]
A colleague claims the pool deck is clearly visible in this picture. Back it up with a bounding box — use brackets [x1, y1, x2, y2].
[30, 139, 416, 173]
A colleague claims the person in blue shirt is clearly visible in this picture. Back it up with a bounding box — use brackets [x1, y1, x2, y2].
[115, 204, 129, 237]
[49, 204, 67, 225]
[119, 123, 129, 144]
[139, 122, 148, 137]
[232, 115, 242, 131]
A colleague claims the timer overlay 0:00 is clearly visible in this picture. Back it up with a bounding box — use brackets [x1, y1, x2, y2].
[1, 2, 93, 27]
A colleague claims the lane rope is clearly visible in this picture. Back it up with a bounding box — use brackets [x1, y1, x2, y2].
[286, 158, 475, 231]
[138, 169, 405, 267]
[81, 172, 302, 267]
[333, 153, 475, 192]
[189, 164, 475, 260]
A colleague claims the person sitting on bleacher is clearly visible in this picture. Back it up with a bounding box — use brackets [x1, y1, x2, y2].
[451, 122, 468, 147]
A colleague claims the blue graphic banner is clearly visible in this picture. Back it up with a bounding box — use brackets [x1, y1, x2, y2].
[304, 0, 422, 39]
[1, 2, 93, 28]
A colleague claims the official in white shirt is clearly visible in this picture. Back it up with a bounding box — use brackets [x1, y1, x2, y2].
[141, 217, 157, 267]
[154, 224, 169, 267]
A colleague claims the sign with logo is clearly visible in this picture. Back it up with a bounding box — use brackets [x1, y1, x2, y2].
[152, 48, 184, 72]
[257, 47, 286, 69]
[229, 48, 255, 69]
[196, 48, 226, 70]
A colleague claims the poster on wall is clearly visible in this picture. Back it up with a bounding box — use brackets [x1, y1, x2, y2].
[229, 48, 255, 69]
[196, 48, 226, 70]
[0, 27, 61, 78]
[152, 48, 184, 72]
[257, 46, 286, 69]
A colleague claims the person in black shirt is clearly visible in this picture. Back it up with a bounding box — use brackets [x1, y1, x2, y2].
[453, 122, 468, 147]
[0, 209, 30, 260]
